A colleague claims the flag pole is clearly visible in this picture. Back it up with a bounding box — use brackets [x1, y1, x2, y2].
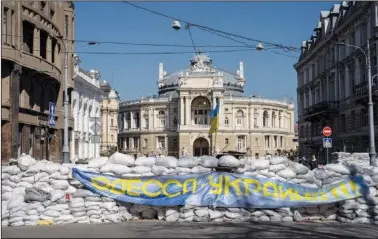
[213, 132, 217, 156]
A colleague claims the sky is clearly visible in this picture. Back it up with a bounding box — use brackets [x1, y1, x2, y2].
[74, 1, 336, 105]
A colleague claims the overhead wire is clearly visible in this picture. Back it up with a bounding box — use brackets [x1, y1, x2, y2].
[122, 1, 301, 52]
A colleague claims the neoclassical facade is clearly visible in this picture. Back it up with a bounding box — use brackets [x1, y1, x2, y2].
[71, 55, 102, 161]
[118, 54, 296, 158]
[100, 82, 120, 155]
[295, 1, 378, 160]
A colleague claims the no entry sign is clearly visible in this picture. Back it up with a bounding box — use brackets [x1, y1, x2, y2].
[322, 126, 332, 137]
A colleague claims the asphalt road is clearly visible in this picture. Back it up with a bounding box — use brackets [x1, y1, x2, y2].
[2, 221, 378, 238]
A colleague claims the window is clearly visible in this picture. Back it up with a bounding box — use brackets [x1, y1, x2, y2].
[51, 38, 57, 63]
[111, 119, 114, 126]
[191, 97, 211, 125]
[263, 110, 269, 127]
[265, 136, 270, 148]
[225, 138, 229, 145]
[224, 117, 229, 126]
[144, 117, 149, 129]
[158, 110, 165, 128]
[39, 29, 48, 59]
[173, 117, 177, 126]
[173, 139, 177, 146]
[278, 112, 282, 128]
[280, 136, 283, 148]
[237, 136, 245, 151]
[273, 136, 278, 148]
[64, 15, 68, 39]
[157, 136, 165, 149]
[133, 137, 138, 149]
[143, 139, 147, 148]
[236, 110, 244, 126]
[125, 137, 129, 149]
[340, 114, 346, 132]
[351, 110, 355, 130]
[360, 109, 368, 127]
[271, 111, 276, 127]
[254, 110, 258, 128]
[255, 138, 259, 146]
[40, 1, 46, 12]
[348, 65, 355, 95]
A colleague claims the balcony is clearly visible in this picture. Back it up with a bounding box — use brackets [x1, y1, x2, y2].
[354, 80, 378, 105]
[303, 101, 339, 122]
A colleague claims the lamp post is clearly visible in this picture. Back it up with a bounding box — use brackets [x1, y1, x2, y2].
[336, 38, 377, 166]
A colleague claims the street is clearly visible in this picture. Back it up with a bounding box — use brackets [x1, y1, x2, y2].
[2, 221, 378, 238]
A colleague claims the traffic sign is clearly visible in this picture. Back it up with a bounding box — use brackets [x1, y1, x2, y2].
[48, 102, 56, 127]
[322, 126, 332, 137]
[323, 138, 332, 148]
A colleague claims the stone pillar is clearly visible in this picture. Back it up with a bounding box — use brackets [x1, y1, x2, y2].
[46, 36, 52, 62]
[33, 27, 40, 57]
[179, 97, 184, 125]
[130, 111, 134, 128]
[11, 64, 22, 159]
[186, 97, 191, 125]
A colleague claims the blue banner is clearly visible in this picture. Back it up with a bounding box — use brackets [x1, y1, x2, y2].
[72, 168, 367, 208]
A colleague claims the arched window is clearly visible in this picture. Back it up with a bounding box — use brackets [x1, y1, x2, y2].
[224, 116, 229, 126]
[271, 111, 276, 128]
[191, 96, 211, 125]
[263, 110, 269, 127]
[236, 109, 244, 126]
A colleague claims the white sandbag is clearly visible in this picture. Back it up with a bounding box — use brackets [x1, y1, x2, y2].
[290, 162, 309, 175]
[34, 182, 54, 194]
[165, 208, 179, 222]
[9, 174, 22, 183]
[132, 166, 151, 174]
[7, 195, 25, 210]
[2, 165, 21, 175]
[176, 167, 192, 173]
[151, 165, 168, 175]
[269, 164, 286, 173]
[50, 172, 69, 180]
[2, 219, 9, 226]
[10, 210, 26, 218]
[101, 202, 116, 211]
[251, 160, 270, 170]
[108, 152, 135, 166]
[50, 180, 69, 190]
[50, 190, 65, 202]
[270, 157, 288, 165]
[135, 156, 156, 167]
[21, 176, 36, 184]
[35, 172, 49, 182]
[177, 156, 200, 168]
[200, 156, 218, 168]
[24, 164, 40, 175]
[24, 215, 40, 222]
[2, 173, 10, 180]
[56, 215, 75, 221]
[104, 213, 121, 223]
[74, 189, 95, 198]
[191, 166, 212, 174]
[24, 187, 49, 202]
[277, 168, 297, 179]
[87, 210, 101, 217]
[17, 154, 37, 170]
[17, 181, 33, 188]
[41, 163, 61, 174]
[86, 196, 102, 202]
[2, 180, 17, 188]
[45, 204, 68, 212]
[73, 211, 86, 217]
[325, 164, 350, 175]
[88, 157, 108, 168]
[8, 217, 23, 224]
[219, 155, 240, 167]
[156, 156, 177, 168]
[2, 192, 12, 201]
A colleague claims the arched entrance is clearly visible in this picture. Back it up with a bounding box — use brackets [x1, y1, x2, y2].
[193, 137, 209, 156]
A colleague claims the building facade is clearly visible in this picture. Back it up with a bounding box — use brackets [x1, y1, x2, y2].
[1, 1, 75, 162]
[100, 82, 120, 156]
[118, 53, 296, 158]
[295, 1, 378, 161]
[70, 55, 102, 161]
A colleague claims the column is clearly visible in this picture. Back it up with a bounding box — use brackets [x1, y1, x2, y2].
[186, 98, 191, 125]
[166, 108, 170, 129]
[11, 64, 22, 159]
[46, 36, 52, 62]
[130, 111, 134, 128]
[219, 97, 223, 126]
[71, 131, 75, 160]
[33, 27, 40, 56]
[180, 97, 184, 125]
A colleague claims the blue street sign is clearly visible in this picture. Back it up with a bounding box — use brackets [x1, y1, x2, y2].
[323, 138, 332, 148]
[48, 102, 56, 127]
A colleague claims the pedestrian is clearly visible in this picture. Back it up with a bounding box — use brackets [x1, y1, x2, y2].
[309, 155, 318, 170]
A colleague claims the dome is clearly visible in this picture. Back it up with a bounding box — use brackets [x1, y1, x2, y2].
[108, 89, 118, 99]
[158, 53, 244, 97]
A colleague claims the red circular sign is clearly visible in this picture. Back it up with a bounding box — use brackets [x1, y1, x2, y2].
[322, 126, 332, 137]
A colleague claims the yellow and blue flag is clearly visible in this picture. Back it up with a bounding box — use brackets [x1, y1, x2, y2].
[209, 98, 220, 134]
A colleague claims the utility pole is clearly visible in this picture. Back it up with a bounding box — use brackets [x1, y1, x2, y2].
[366, 39, 377, 165]
[62, 15, 70, 163]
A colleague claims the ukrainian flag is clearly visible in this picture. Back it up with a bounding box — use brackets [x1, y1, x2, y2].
[209, 98, 220, 134]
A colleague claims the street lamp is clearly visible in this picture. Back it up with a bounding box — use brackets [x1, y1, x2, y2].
[336, 37, 377, 166]
[62, 41, 100, 164]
